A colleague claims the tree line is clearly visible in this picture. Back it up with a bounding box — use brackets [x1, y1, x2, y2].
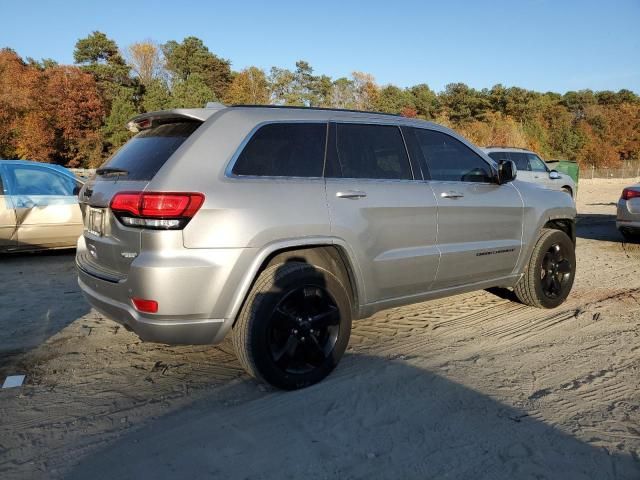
[0, 31, 638, 167]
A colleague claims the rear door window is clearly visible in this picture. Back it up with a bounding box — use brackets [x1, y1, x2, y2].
[232, 123, 327, 177]
[99, 121, 201, 181]
[410, 129, 493, 183]
[330, 123, 413, 180]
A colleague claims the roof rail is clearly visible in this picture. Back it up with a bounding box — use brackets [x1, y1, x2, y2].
[484, 145, 531, 150]
[230, 104, 401, 117]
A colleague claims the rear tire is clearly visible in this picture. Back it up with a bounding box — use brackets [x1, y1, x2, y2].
[514, 228, 576, 308]
[233, 261, 352, 390]
[620, 228, 637, 241]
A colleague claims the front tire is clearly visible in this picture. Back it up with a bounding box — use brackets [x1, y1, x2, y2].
[514, 228, 576, 308]
[233, 261, 352, 390]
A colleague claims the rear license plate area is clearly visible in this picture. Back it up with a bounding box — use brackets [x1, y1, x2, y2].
[87, 207, 105, 236]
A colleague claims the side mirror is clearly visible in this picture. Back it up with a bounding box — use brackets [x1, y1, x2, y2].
[549, 170, 561, 180]
[497, 160, 517, 184]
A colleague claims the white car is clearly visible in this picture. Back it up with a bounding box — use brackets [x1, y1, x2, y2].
[482, 147, 576, 198]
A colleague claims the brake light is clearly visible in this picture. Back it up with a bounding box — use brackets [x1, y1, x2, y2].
[131, 297, 158, 313]
[622, 188, 640, 200]
[110, 192, 204, 229]
[110, 193, 141, 216]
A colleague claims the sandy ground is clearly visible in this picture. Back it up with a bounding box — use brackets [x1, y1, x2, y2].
[0, 179, 639, 479]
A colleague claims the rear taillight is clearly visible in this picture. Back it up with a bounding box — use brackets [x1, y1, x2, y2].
[110, 192, 204, 229]
[622, 188, 640, 200]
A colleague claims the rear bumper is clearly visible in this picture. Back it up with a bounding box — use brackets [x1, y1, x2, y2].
[78, 275, 226, 344]
[616, 199, 640, 232]
[75, 235, 247, 345]
[616, 220, 640, 233]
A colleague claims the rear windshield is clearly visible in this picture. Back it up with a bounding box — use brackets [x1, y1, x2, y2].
[98, 121, 201, 181]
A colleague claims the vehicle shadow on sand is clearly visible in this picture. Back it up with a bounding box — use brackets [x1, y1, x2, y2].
[576, 213, 628, 242]
[67, 354, 639, 480]
[0, 249, 89, 374]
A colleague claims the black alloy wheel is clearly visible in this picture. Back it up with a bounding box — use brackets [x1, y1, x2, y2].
[233, 261, 352, 390]
[540, 243, 573, 299]
[267, 285, 340, 374]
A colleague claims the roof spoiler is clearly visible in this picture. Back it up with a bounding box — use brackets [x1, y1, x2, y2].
[126, 103, 227, 132]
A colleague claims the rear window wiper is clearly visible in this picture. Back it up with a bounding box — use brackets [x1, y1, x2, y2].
[96, 167, 129, 177]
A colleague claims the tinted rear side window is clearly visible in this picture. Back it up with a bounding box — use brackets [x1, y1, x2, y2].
[99, 121, 201, 181]
[410, 128, 493, 183]
[331, 124, 412, 180]
[232, 123, 327, 177]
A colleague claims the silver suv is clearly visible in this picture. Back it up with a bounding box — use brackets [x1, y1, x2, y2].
[482, 147, 576, 198]
[76, 105, 576, 389]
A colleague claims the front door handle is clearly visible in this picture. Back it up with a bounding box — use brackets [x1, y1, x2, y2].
[336, 190, 367, 199]
[440, 191, 464, 199]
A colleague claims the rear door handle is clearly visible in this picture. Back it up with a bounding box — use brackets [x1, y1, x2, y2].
[440, 191, 464, 199]
[336, 190, 367, 199]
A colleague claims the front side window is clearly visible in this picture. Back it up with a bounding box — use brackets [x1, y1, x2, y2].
[332, 123, 412, 180]
[411, 129, 493, 183]
[8, 166, 75, 196]
[527, 154, 548, 172]
[232, 123, 326, 177]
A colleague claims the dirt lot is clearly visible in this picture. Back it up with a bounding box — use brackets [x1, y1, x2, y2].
[1, 179, 639, 479]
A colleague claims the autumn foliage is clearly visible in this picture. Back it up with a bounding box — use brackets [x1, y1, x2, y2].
[0, 49, 104, 166]
[1, 32, 639, 168]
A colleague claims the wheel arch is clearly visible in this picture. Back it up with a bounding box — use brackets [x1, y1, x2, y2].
[228, 239, 364, 328]
[260, 244, 359, 309]
[543, 218, 576, 245]
[561, 185, 573, 197]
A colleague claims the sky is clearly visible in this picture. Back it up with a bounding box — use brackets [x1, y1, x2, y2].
[1, 0, 638, 94]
